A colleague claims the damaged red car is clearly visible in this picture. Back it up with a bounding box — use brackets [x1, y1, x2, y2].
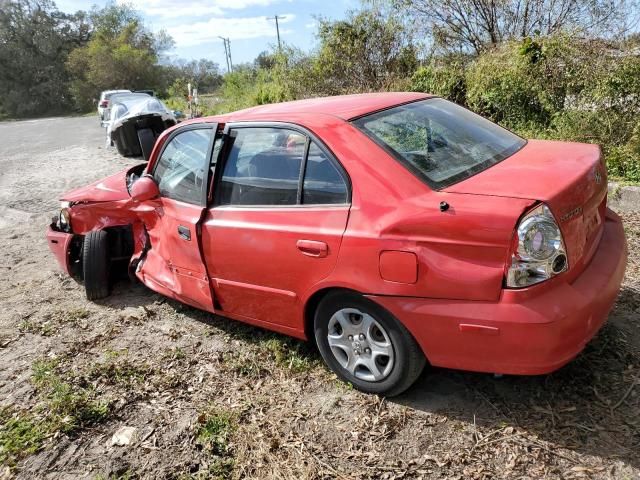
[47, 93, 627, 396]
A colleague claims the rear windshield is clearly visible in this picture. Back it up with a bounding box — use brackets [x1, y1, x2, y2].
[353, 98, 526, 189]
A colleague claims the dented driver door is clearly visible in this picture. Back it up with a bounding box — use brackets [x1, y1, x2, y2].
[135, 124, 218, 312]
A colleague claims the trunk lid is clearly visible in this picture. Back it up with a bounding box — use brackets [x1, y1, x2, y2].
[444, 139, 607, 273]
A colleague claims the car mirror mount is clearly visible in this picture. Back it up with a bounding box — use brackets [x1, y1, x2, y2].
[130, 175, 160, 203]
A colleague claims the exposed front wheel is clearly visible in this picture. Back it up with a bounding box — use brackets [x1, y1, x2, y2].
[314, 291, 426, 396]
[83, 230, 110, 300]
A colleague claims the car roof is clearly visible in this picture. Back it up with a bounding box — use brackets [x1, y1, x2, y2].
[110, 92, 152, 103]
[102, 89, 130, 96]
[208, 92, 433, 123]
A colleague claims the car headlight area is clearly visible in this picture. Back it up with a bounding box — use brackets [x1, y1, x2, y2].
[58, 202, 72, 232]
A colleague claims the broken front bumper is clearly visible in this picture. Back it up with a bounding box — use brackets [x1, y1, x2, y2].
[46, 224, 77, 276]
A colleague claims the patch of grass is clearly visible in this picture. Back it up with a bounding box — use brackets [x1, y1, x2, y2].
[32, 358, 109, 433]
[223, 351, 270, 379]
[19, 318, 54, 336]
[195, 407, 235, 479]
[333, 375, 354, 392]
[18, 307, 91, 337]
[262, 337, 319, 374]
[56, 307, 90, 325]
[197, 408, 234, 454]
[86, 356, 151, 388]
[220, 332, 319, 379]
[218, 320, 319, 375]
[95, 471, 134, 480]
[1, 358, 110, 468]
[163, 346, 186, 361]
[31, 358, 60, 385]
[0, 408, 47, 466]
[104, 348, 128, 360]
[205, 459, 234, 479]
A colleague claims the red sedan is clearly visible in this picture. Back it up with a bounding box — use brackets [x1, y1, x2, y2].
[47, 93, 627, 396]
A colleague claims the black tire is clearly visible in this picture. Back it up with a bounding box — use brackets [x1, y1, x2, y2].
[113, 134, 127, 156]
[314, 291, 426, 397]
[83, 230, 110, 300]
[137, 128, 155, 160]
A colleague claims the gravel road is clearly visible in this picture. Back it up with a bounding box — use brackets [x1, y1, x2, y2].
[0, 116, 638, 479]
[0, 116, 134, 229]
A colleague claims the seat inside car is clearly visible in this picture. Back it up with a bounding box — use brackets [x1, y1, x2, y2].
[225, 150, 299, 205]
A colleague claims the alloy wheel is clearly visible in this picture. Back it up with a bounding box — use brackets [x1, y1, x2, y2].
[327, 307, 395, 382]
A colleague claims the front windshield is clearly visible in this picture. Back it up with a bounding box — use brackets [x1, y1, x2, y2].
[353, 98, 526, 189]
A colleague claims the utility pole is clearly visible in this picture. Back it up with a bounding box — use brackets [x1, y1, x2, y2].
[267, 15, 285, 50]
[218, 36, 232, 72]
[227, 38, 233, 71]
[218, 36, 229, 72]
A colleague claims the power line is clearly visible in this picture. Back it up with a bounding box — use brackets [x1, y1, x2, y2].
[267, 15, 285, 50]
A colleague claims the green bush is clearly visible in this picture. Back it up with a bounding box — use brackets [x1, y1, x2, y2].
[546, 110, 619, 144]
[590, 56, 640, 114]
[605, 122, 640, 181]
[411, 58, 467, 104]
[314, 9, 418, 94]
[205, 68, 256, 114]
[464, 41, 549, 127]
[607, 145, 640, 182]
[458, 36, 640, 182]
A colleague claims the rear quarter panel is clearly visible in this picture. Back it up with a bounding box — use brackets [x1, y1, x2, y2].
[301, 120, 533, 302]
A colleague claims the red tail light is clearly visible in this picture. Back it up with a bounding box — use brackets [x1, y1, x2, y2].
[100, 100, 109, 107]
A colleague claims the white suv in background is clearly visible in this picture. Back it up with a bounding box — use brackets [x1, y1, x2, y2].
[97, 90, 130, 124]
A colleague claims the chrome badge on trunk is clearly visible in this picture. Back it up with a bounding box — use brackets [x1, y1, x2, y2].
[560, 206, 583, 223]
[594, 168, 602, 185]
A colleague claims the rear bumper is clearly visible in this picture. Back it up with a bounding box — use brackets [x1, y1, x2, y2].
[46, 225, 75, 276]
[368, 209, 628, 375]
[111, 114, 174, 157]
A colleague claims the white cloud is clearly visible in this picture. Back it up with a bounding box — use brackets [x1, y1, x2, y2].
[121, 0, 290, 19]
[167, 14, 295, 45]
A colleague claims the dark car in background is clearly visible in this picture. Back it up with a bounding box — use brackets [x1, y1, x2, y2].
[105, 93, 176, 159]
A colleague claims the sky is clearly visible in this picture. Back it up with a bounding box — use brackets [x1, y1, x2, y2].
[55, 0, 359, 70]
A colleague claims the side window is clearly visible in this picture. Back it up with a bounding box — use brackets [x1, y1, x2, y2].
[219, 127, 305, 206]
[153, 128, 212, 204]
[302, 142, 348, 204]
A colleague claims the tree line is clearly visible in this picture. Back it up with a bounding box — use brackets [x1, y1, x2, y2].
[0, 0, 222, 117]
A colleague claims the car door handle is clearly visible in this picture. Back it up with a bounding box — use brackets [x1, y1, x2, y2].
[296, 240, 328, 258]
[177, 225, 191, 241]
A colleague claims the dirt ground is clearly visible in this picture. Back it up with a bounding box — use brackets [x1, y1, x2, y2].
[0, 116, 638, 480]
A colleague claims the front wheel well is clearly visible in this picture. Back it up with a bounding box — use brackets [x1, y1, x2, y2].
[74, 225, 134, 278]
[102, 225, 134, 260]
